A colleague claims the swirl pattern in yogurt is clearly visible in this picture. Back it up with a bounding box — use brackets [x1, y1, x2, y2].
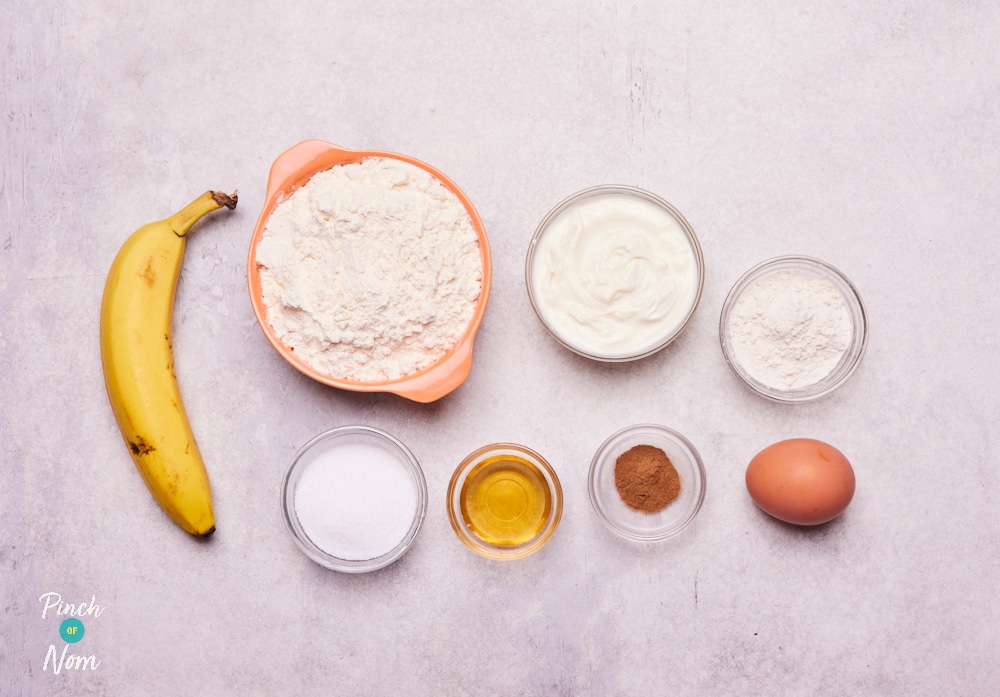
[527, 187, 703, 360]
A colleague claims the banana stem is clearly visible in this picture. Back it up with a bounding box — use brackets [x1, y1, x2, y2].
[168, 190, 239, 237]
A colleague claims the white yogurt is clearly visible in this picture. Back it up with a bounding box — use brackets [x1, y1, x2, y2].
[528, 189, 702, 359]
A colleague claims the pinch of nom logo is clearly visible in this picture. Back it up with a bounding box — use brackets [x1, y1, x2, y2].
[39, 592, 104, 674]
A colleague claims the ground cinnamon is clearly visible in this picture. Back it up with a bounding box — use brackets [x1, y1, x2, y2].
[614, 444, 681, 513]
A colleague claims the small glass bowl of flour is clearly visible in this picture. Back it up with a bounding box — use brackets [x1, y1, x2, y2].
[281, 426, 427, 572]
[720, 256, 868, 402]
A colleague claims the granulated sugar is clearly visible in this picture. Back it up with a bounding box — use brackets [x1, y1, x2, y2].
[294, 439, 418, 562]
[256, 157, 482, 382]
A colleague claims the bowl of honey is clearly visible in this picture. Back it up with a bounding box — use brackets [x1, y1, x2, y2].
[446, 443, 563, 560]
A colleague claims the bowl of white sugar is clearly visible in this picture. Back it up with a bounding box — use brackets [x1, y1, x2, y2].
[281, 426, 427, 573]
[248, 140, 491, 403]
[719, 256, 869, 402]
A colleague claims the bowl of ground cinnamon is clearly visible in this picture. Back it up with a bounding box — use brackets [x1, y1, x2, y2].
[588, 424, 706, 541]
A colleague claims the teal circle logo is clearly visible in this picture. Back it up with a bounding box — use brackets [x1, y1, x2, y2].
[59, 618, 85, 643]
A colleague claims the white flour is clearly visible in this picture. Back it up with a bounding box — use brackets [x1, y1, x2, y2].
[728, 270, 852, 390]
[256, 157, 482, 382]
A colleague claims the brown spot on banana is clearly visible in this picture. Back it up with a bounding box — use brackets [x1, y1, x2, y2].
[141, 257, 156, 285]
[129, 436, 155, 456]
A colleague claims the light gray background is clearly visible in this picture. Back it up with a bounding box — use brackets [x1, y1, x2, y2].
[3, 2, 999, 695]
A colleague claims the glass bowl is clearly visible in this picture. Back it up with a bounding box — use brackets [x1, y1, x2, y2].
[447, 443, 563, 560]
[719, 255, 869, 402]
[281, 426, 427, 573]
[525, 185, 704, 362]
[588, 424, 706, 542]
[247, 140, 492, 403]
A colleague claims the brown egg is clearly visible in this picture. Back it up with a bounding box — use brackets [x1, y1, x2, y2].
[745, 438, 855, 525]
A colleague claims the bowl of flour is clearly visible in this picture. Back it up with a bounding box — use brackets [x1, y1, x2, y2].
[719, 256, 868, 402]
[248, 140, 491, 402]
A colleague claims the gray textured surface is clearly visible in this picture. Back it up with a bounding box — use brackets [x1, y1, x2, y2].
[3, 2, 999, 695]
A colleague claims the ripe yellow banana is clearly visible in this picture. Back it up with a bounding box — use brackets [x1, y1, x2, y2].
[100, 190, 237, 536]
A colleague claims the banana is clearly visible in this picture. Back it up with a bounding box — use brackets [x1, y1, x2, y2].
[100, 190, 237, 536]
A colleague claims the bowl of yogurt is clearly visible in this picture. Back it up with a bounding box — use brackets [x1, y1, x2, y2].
[525, 185, 704, 361]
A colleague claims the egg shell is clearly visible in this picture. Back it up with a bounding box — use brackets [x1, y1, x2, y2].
[745, 438, 855, 526]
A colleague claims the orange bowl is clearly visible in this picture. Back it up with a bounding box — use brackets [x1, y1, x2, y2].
[247, 140, 492, 403]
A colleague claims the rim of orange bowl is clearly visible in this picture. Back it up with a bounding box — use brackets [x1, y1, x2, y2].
[246, 140, 492, 403]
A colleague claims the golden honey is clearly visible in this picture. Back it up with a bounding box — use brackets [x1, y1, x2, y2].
[459, 453, 553, 546]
